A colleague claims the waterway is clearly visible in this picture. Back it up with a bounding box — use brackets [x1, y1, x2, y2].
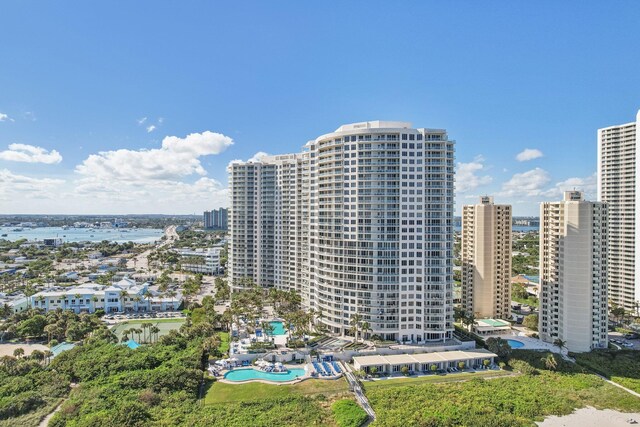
[0, 226, 163, 244]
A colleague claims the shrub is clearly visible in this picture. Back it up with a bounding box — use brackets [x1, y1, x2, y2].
[331, 399, 368, 427]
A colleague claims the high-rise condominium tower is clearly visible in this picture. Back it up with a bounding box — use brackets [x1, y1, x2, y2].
[228, 121, 455, 343]
[539, 191, 608, 353]
[597, 110, 640, 311]
[461, 196, 512, 319]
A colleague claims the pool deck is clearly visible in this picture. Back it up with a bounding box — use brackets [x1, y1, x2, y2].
[216, 363, 345, 385]
[485, 333, 568, 356]
[217, 365, 312, 385]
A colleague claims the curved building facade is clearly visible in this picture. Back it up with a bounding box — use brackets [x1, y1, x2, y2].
[228, 121, 455, 343]
[306, 121, 454, 343]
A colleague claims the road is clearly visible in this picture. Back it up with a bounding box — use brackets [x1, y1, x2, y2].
[127, 225, 179, 273]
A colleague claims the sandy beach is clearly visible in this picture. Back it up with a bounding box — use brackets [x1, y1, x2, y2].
[0, 343, 49, 357]
[537, 407, 640, 427]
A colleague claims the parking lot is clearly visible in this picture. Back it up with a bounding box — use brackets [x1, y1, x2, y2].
[608, 331, 640, 349]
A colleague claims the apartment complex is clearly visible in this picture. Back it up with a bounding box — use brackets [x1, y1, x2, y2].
[539, 191, 608, 353]
[204, 208, 228, 230]
[597, 110, 640, 310]
[229, 121, 455, 343]
[461, 196, 512, 319]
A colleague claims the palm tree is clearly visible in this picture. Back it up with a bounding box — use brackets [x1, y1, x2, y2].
[134, 295, 143, 312]
[30, 349, 45, 364]
[13, 348, 24, 358]
[349, 313, 363, 343]
[150, 325, 160, 343]
[91, 296, 99, 311]
[553, 338, 567, 352]
[143, 290, 153, 312]
[119, 290, 129, 313]
[462, 312, 477, 332]
[360, 321, 372, 341]
[43, 350, 54, 365]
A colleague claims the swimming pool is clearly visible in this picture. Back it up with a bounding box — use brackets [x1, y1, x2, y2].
[224, 368, 306, 382]
[269, 321, 287, 335]
[506, 339, 525, 349]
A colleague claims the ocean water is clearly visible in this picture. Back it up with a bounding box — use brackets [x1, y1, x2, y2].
[0, 226, 163, 244]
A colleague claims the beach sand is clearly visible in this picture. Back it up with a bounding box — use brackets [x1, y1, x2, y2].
[537, 407, 640, 427]
[0, 343, 49, 357]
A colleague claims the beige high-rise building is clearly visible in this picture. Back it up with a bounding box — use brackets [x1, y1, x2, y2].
[597, 110, 640, 311]
[461, 196, 512, 319]
[539, 191, 608, 353]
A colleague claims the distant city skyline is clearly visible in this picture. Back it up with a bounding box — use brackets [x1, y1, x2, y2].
[0, 2, 638, 215]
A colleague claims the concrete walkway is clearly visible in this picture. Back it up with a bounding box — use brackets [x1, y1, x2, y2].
[342, 362, 376, 422]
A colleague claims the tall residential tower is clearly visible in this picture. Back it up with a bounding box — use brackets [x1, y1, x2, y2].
[597, 110, 640, 311]
[461, 196, 512, 319]
[228, 121, 456, 343]
[539, 191, 608, 353]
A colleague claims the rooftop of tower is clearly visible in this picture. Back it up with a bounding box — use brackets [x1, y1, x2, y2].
[335, 120, 413, 132]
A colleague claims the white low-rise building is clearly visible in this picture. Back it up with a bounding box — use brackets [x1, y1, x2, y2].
[31, 278, 183, 313]
[174, 247, 223, 275]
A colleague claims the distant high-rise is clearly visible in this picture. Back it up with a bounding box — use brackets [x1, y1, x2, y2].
[539, 191, 608, 353]
[597, 110, 640, 311]
[229, 121, 455, 343]
[461, 196, 512, 319]
[204, 208, 228, 230]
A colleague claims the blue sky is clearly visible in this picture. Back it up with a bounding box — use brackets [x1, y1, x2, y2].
[0, 1, 638, 215]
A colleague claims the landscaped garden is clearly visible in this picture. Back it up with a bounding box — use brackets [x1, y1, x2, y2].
[364, 350, 640, 427]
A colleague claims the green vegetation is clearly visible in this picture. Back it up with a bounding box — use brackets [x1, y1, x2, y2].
[574, 350, 640, 393]
[331, 399, 368, 427]
[1, 308, 107, 342]
[363, 370, 513, 389]
[204, 378, 349, 404]
[523, 314, 538, 331]
[365, 350, 640, 427]
[512, 283, 539, 308]
[0, 354, 69, 427]
[512, 232, 539, 275]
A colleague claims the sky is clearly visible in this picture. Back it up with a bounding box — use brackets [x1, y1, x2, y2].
[0, 1, 639, 216]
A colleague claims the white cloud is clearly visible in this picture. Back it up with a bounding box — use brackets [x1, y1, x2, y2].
[0, 113, 12, 122]
[137, 117, 147, 125]
[516, 148, 543, 162]
[0, 143, 63, 164]
[146, 125, 156, 133]
[158, 117, 164, 124]
[456, 156, 493, 193]
[0, 169, 65, 201]
[500, 167, 551, 197]
[76, 131, 233, 182]
[543, 173, 597, 199]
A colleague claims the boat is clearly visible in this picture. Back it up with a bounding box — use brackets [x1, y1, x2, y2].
[12, 228, 23, 232]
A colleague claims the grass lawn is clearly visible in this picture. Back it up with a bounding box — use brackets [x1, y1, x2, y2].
[204, 378, 350, 405]
[363, 369, 515, 390]
[110, 319, 185, 341]
[574, 350, 640, 393]
[218, 331, 230, 355]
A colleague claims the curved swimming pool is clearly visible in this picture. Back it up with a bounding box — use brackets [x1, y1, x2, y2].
[506, 339, 525, 349]
[224, 368, 306, 382]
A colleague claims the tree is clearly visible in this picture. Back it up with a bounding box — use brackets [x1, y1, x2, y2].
[369, 366, 378, 376]
[553, 338, 567, 352]
[349, 313, 363, 342]
[461, 312, 477, 331]
[523, 314, 539, 331]
[542, 353, 558, 371]
[30, 349, 45, 364]
[13, 347, 24, 358]
[400, 366, 410, 376]
[486, 337, 512, 359]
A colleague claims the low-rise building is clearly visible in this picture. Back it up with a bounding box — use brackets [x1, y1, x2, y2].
[173, 247, 223, 275]
[31, 277, 183, 313]
[0, 293, 29, 314]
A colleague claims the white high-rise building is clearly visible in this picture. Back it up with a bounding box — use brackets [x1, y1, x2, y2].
[461, 196, 512, 319]
[228, 121, 455, 343]
[597, 110, 640, 311]
[539, 191, 608, 353]
[228, 154, 306, 293]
